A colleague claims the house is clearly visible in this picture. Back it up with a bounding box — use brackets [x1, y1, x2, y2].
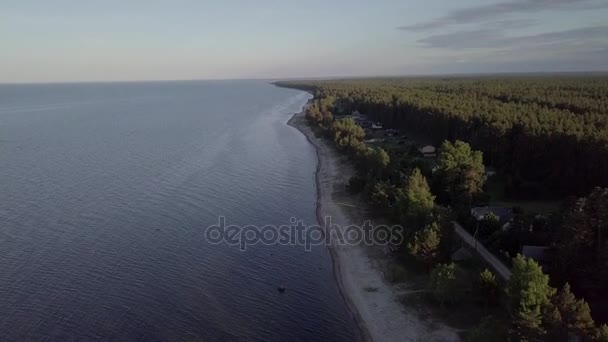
[355, 118, 371, 128]
[351, 111, 370, 126]
[470, 206, 514, 224]
[485, 167, 497, 177]
[419, 145, 436, 157]
[522, 245, 551, 267]
[371, 122, 383, 129]
[451, 246, 473, 262]
[385, 129, 399, 137]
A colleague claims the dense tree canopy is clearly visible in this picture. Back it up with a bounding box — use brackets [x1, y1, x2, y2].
[278, 76, 608, 196]
[552, 187, 608, 323]
[280, 77, 608, 339]
[332, 117, 365, 150]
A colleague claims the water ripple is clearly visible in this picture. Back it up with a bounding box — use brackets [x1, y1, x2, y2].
[0, 81, 354, 341]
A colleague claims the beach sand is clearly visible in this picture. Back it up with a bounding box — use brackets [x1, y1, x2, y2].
[288, 106, 460, 342]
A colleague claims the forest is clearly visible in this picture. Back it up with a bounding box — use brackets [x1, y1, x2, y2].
[278, 75, 608, 198]
[276, 75, 608, 341]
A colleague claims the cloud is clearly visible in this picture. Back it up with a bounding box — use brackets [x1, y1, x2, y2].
[418, 25, 608, 50]
[490, 19, 539, 30]
[430, 47, 608, 74]
[393, 1, 608, 74]
[408, 25, 608, 74]
[398, 0, 608, 31]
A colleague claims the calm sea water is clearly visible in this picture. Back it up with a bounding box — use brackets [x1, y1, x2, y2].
[0, 81, 356, 341]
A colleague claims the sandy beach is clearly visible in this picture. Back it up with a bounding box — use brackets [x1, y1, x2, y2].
[288, 105, 460, 342]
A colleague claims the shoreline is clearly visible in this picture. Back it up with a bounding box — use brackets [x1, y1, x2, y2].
[287, 100, 372, 342]
[287, 100, 460, 342]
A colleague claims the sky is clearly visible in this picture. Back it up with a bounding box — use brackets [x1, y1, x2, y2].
[2, 0, 608, 83]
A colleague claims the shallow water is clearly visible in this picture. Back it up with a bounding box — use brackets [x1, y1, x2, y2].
[0, 80, 356, 341]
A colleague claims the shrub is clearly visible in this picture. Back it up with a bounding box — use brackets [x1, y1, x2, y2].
[368, 181, 397, 211]
[477, 269, 499, 307]
[466, 316, 508, 342]
[407, 222, 441, 267]
[429, 262, 463, 305]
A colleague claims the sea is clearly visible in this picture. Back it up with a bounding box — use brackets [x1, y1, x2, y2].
[0, 80, 357, 341]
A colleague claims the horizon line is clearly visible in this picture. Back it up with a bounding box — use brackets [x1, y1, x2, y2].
[2, 70, 607, 86]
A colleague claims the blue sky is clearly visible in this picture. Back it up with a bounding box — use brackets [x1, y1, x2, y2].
[2, 0, 608, 82]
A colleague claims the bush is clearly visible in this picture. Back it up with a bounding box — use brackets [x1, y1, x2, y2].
[407, 222, 441, 267]
[429, 262, 464, 306]
[466, 316, 508, 342]
[368, 181, 397, 211]
[477, 269, 500, 307]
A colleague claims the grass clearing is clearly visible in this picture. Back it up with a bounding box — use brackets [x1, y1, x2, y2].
[486, 176, 561, 214]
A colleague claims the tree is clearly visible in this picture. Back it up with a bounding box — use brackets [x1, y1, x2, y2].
[506, 254, 556, 338]
[429, 262, 463, 305]
[407, 222, 441, 267]
[399, 168, 435, 225]
[332, 117, 365, 151]
[553, 187, 608, 299]
[282, 77, 608, 197]
[368, 147, 390, 178]
[549, 283, 595, 338]
[435, 140, 486, 205]
[478, 269, 499, 307]
[369, 181, 397, 211]
[305, 98, 334, 130]
[595, 324, 608, 342]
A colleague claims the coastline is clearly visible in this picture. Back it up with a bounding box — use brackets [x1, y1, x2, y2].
[287, 100, 372, 342]
[288, 101, 460, 342]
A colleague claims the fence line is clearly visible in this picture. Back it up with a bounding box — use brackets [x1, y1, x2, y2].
[453, 221, 512, 280]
